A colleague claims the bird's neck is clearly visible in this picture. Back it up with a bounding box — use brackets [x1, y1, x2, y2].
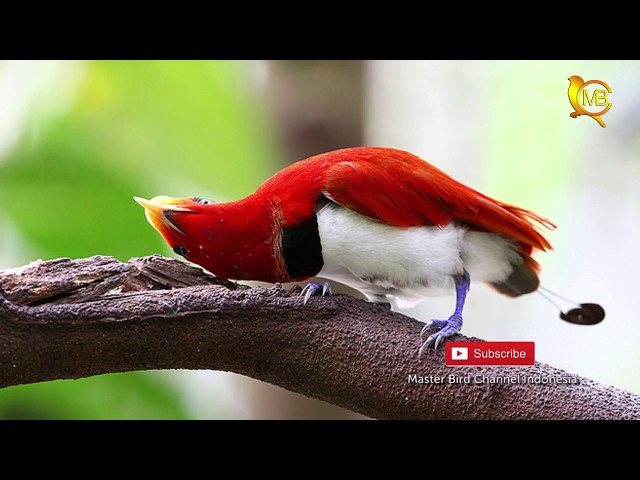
[187, 195, 290, 283]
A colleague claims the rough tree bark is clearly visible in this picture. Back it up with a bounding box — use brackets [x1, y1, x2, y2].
[0, 255, 638, 420]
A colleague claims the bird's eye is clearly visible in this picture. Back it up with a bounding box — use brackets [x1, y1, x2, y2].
[173, 245, 189, 257]
[193, 197, 213, 205]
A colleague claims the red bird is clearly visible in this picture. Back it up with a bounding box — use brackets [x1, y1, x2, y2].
[134, 147, 599, 355]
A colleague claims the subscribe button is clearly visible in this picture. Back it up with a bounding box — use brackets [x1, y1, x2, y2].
[446, 341, 535, 366]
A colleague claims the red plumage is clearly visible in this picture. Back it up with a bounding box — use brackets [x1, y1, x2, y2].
[137, 146, 555, 284]
[257, 146, 555, 253]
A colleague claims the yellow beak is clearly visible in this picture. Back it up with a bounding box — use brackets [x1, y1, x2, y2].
[134, 196, 191, 233]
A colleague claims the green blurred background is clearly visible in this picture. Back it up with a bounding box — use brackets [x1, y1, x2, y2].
[1, 60, 638, 419]
[0, 60, 362, 419]
[0, 60, 279, 419]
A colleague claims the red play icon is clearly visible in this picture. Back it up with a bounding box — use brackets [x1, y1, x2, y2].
[446, 341, 535, 366]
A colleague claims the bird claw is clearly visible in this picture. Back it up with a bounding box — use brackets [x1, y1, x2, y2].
[418, 314, 464, 360]
[300, 282, 334, 305]
[420, 319, 448, 339]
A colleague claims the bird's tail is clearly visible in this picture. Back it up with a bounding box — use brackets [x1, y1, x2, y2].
[489, 249, 540, 297]
[485, 201, 554, 296]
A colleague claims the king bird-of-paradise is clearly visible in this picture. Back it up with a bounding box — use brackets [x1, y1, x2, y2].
[134, 146, 604, 355]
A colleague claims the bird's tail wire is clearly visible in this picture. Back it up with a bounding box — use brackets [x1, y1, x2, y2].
[537, 285, 580, 311]
[537, 284, 606, 325]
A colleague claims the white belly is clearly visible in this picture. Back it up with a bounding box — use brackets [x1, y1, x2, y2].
[316, 203, 522, 309]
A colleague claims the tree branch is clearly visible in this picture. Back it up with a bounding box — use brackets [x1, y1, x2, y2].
[1, 255, 638, 419]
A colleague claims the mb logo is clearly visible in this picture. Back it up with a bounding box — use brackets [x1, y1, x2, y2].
[568, 75, 612, 128]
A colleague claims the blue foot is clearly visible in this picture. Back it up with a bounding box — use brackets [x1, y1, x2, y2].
[418, 269, 470, 358]
[419, 315, 463, 357]
[300, 281, 333, 304]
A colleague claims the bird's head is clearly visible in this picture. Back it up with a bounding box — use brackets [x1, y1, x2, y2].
[134, 195, 216, 260]
[568, 75, 584, 85]
[134, 194, 283, 282]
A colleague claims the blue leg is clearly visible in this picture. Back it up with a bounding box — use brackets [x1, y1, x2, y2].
[300, 281, 334, 305]
[419, 270, 470, 357]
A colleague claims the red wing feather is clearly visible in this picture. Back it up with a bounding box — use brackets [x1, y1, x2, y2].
[321, 147, 555, 251]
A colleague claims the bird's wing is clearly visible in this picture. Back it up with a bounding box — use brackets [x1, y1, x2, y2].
[321, 147, 555, 251]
